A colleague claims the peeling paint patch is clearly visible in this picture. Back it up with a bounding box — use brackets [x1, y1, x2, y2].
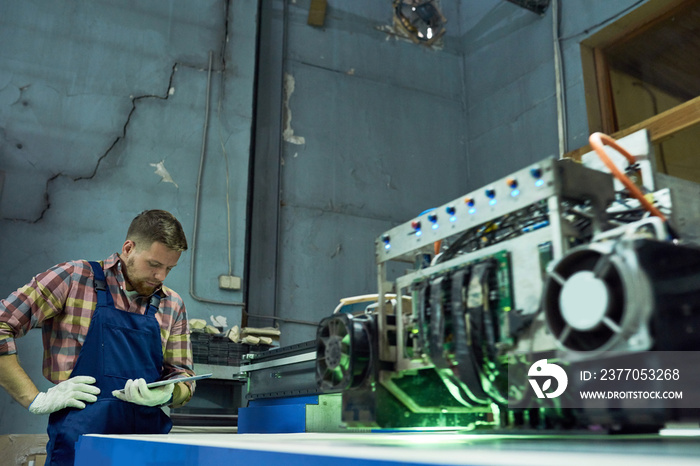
[376, 24, 406, 42]
[282, 73, 305, 145]
[375, 24, 444, 50]
[150, 160, 179, 188]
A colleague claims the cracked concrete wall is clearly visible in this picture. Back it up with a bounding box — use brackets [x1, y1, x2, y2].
[0, 0, 257, 434]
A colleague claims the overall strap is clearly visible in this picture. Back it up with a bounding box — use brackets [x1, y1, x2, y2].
[145, 293, 162, 317]
[88, 261, 115, 308]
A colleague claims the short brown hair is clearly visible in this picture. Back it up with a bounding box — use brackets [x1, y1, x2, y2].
[126, 210, 188, 252]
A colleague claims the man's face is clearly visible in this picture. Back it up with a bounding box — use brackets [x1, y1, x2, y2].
[120, 240, 181, 296]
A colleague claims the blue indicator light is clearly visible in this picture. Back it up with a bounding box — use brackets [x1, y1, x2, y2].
[489, 198, 497, 206]
[450, 215, 457, 223]
[381, 234, 391, 250]
[427, 213, 439, 230]
[416, 230, 422, 237]
[468, 207, 476, 215]
[535, 179, 544, 187]
[510, 189, 520, 197]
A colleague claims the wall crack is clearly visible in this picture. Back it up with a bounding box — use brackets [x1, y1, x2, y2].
[3, 63, 179, 223]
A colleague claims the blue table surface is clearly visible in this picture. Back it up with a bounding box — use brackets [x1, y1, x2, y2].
[75, 429, 700, 466]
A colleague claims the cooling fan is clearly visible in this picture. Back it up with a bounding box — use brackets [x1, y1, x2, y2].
[542, 239, 654, 357]
[316, 313, 373, 392]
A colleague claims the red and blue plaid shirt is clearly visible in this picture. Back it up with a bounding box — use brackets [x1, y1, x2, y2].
[0, 253, 194, 391]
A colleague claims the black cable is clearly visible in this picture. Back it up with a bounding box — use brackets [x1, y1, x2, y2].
[558, 0, 646, 42]
[437, 202, 552, 264]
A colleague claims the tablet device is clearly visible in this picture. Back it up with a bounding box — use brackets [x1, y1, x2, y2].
[146, 373, 213, 388]
[115, 374, 213, 394]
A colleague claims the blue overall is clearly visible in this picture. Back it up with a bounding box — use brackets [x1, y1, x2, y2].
[45, 261, 172, 466]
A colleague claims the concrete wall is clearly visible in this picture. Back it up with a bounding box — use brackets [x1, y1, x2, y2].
[461, 0, 648, 188]
[248, 0, 470, 344]
[0, 0, 256, 434]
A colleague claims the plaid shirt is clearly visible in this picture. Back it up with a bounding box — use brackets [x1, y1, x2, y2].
[0, 253, 194, 393]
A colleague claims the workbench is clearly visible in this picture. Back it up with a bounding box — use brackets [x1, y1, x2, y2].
[74, 430, 700, 465]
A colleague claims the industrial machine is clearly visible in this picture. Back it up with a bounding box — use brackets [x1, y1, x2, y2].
[315, 130, 700, 432]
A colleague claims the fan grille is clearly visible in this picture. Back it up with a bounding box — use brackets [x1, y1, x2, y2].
[544, 248, 625, 352]
[316, 314, 372, 391]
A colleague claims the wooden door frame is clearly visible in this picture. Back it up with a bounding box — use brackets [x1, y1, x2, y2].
[568, 0, 700, 160]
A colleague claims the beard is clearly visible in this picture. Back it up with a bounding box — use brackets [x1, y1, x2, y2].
[123, 256, 160, 296]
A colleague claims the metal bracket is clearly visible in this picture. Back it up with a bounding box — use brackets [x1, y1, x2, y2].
[237, 351, 317, 374]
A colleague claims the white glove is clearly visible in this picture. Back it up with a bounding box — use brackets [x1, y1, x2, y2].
[28, 376, 101, 414]
[112, 378, 174, 407]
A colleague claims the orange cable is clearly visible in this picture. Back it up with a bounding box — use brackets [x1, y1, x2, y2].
[588, 132, 666, 221]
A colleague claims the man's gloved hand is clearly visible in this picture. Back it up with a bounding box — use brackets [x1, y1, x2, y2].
[112, 378, 174, 407]
[28, 376, 101, 414]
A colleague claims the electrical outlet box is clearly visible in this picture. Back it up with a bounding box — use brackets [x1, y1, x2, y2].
[219, 275, 241, 290]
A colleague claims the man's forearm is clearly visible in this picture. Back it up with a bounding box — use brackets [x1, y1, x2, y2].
[0, 354, 40, 408]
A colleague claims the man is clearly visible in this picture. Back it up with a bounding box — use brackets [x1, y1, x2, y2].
[0, 209, 195, 465]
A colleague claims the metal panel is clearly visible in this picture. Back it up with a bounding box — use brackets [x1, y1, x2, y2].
[247, 0, 287, 329]
[245, 341, 320, 400]
[238, 403, 308, 433]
